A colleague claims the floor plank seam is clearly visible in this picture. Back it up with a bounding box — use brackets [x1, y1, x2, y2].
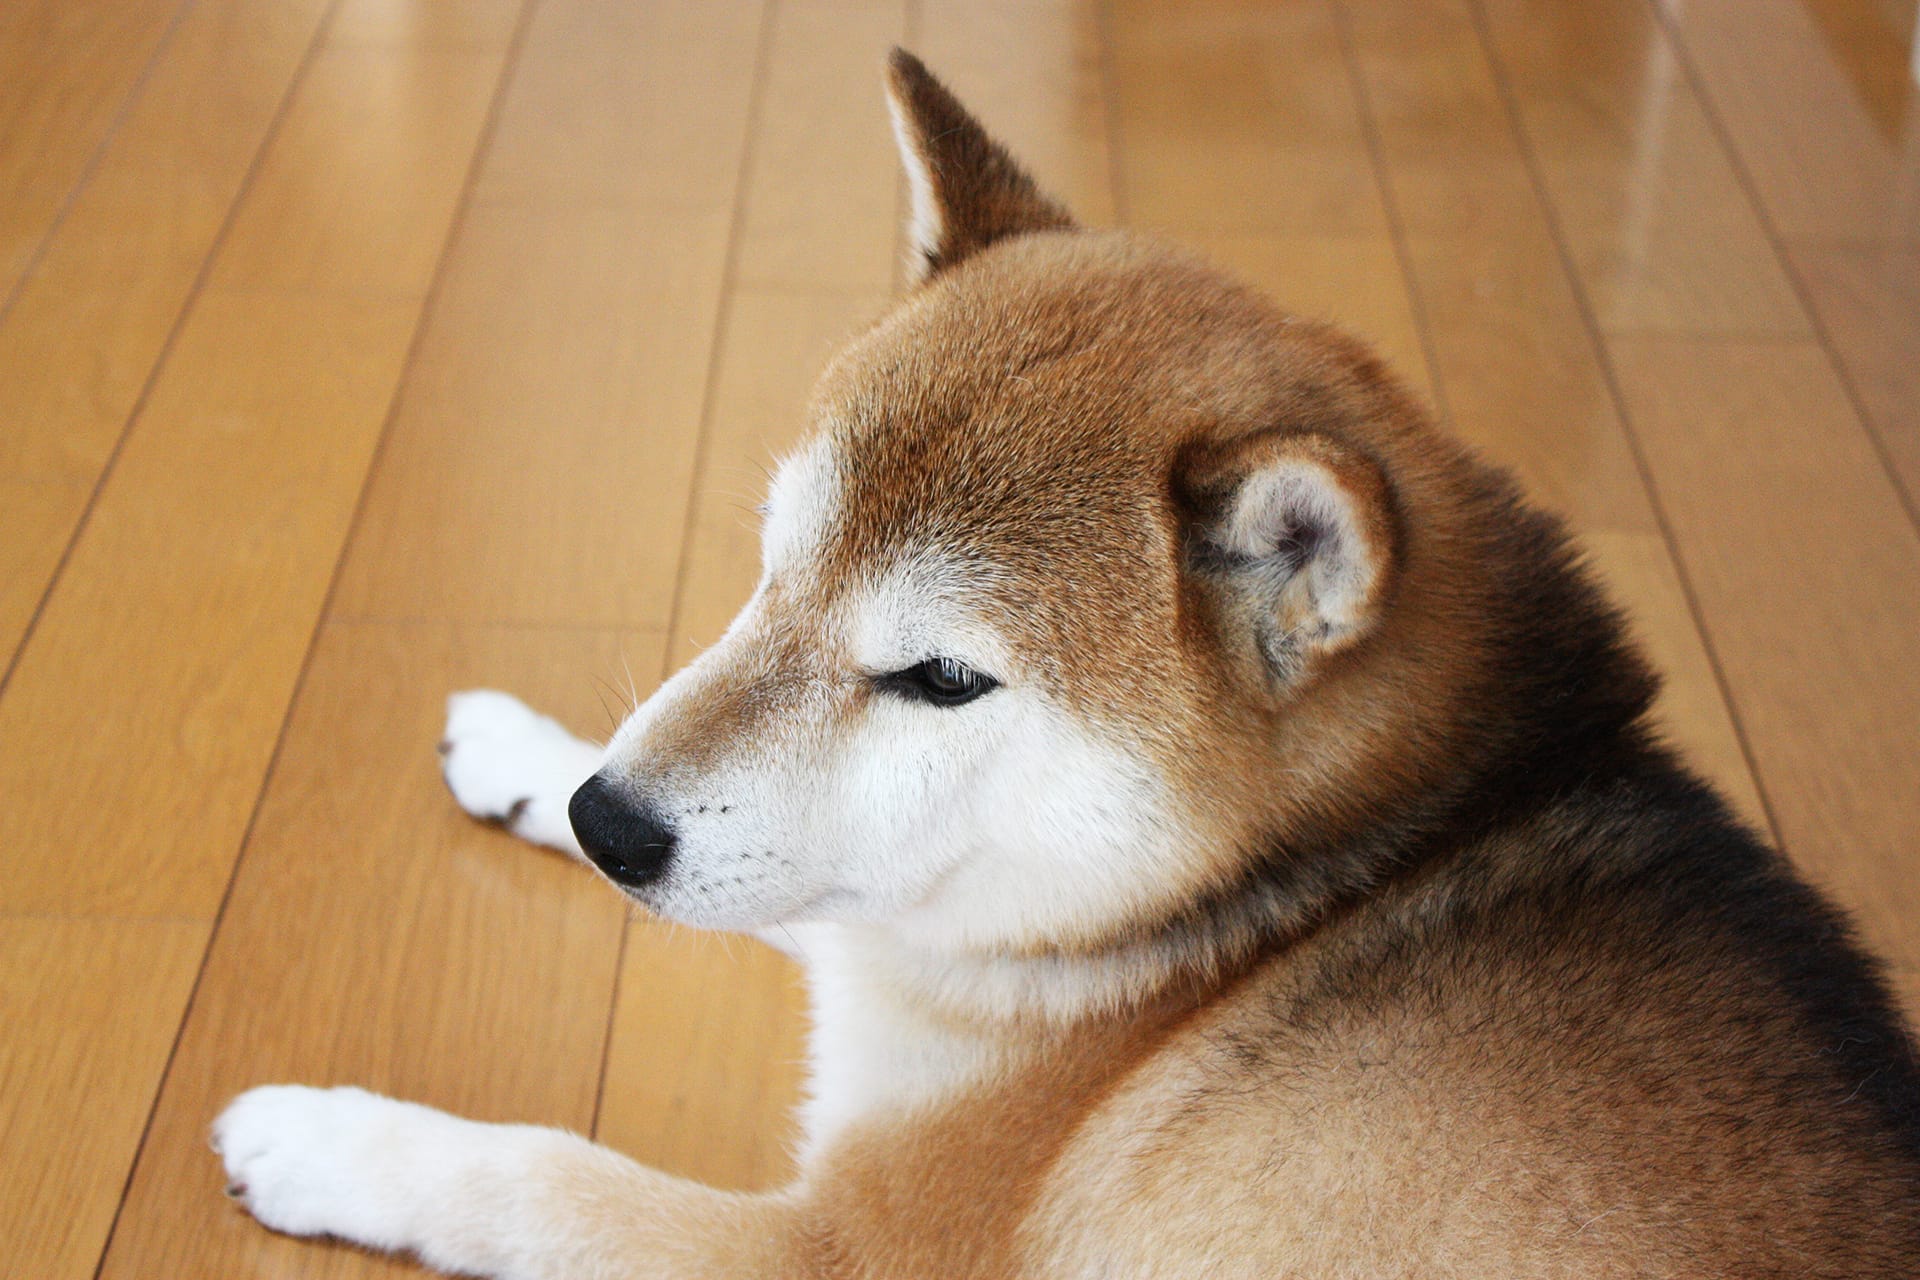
[80, 1, 543, 1272]
[1323, 0, 1461, 434]
[593, 0, 786, 1145]
[1461, 0, 1791, 854]
[1090, 0, 1130, 230]
[0, 1, 331, 702]
[0, 0, 195, 330]
[71, 0, 357, 1268]
[1640, 0, 1920, 542]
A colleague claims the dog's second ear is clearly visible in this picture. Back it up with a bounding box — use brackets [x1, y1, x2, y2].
[885, 49, 1074, 283]
[1183, 433, 1397, 685]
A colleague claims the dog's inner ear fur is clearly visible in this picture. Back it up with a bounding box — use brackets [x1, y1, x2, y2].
[1185, 433, 1397, 684]
[884, 49, 1075, 283]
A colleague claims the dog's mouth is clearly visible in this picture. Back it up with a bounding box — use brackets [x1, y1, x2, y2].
[623, 864, 863, 934]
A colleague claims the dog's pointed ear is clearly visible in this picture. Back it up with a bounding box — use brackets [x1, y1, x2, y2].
[885, 49, 1075, 284]
[1182, 433, 1397, 685]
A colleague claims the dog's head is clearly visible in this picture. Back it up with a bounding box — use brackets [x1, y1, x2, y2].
[573, 53, 1611, 957]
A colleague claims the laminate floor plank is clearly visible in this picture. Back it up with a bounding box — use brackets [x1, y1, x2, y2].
[1657, 0, 1920, 246]
[599, 925, 810, 1192]
[0, 0, 336, 668]
[0, 0, 184, 302]
[732, 0, 907, 294]
[0, 293, 423, 918]
[97, 622, 647, 1279]
[1788, 241, 1920, 517]
[1611, 336, 1920, 1011]
[333, 0, 769, 626]
[0, 30, 518, 919]
[0, 917, 207, 1280]
[329, 200, 736, 627]
[1184, 230, 1437, 408]
[1107, 0, 1387, 237]
[468, 0, 765, 210]
[1474, 0, 1807, 335]
[1336, 0, 1540, 239]
[0, 12, 517, 1229]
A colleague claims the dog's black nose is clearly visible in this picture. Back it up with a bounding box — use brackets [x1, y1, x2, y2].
[568, 774, 675, 889]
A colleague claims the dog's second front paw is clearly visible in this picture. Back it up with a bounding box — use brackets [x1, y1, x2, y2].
[213, 1085, 418, 1246]
[440, 689, 602, 856]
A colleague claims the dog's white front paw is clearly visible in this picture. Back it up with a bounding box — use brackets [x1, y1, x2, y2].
[213, 1085, 422, 1247]
[440, 690, 602, 856]
[216, 1085, 587, 1276]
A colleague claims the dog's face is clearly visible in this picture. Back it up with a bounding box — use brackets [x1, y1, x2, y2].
[577, 55, 1437, 954]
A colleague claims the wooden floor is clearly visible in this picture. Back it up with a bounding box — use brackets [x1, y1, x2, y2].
[3, 0, 1919, 1273]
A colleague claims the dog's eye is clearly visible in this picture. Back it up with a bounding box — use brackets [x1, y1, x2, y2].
[879, 657, 998, 707]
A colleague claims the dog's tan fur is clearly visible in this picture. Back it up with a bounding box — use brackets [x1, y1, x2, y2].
[215, 52, 1920, 1278]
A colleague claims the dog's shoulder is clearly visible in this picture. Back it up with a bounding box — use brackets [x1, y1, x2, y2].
[1026, 757, 1920, 1276]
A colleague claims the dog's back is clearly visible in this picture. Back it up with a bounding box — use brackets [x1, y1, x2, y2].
[1043, 774, 1920, 1276]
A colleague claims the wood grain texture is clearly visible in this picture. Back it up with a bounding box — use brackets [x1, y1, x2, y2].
[334, 0, 768, 627]
[0, 917, 206, 1280]
[732, 0, 907, 293]
[1475, 0, 1807, 335]
[1610, 336, 1920, 1012]
[331, 202, 732, 627]
[327, 0, 523, 50]
[97, 622, 645, 1279]
[0, 0, 182, 300]
[1581, 530, 1769, 828]
[469, 0, 764, 210]
[598, 925, 809, 1191]
[24, 0, 331, 290]
[1338, 0, 1539, 239]
[0, 13, 510, 1242]
[1183, 230, 1437, 408]
[0, 293, 423, 918]
[1108, 0, 1386, 235]
[1788, 241, 1920, 512]
[1400, 227, 1656, 535]
[209, 44, 509, 297]
[0, 477, 86, 660]
[1658, 0, 1920, 246]
[0, 24, 513, 917]
[0, 0, 336, 667]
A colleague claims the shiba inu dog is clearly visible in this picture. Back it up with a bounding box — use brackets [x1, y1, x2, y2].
[214, 51, 1920, 1277]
